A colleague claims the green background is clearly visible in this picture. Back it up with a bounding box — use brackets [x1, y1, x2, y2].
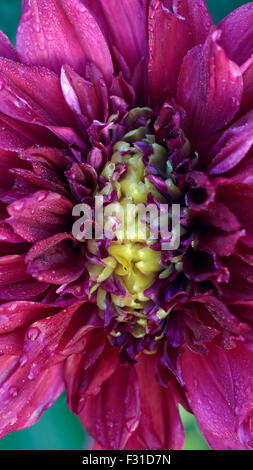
[0, 0, 247, 450]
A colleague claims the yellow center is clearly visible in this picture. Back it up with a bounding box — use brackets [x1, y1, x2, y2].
[87, 141, 164, 320]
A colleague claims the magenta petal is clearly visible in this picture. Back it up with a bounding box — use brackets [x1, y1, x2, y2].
[173, 0, 213, 44]
[148, 0, 193, 106]
[181, 342, 253, 449]
[65, 339, 119, 414]
[0, 31, 19, 61]
[84, 0, 149, 73]
[241, 56, 253, 115]
[17, 0, 113, 83]
[134, 353, 185, 450]
[61, 65, 107, 123]
[20, 302, 94, 377]
[218, 3, 253, 66]
[0, 59, 74, 126]
[0, 301, 60, 333]
[207, 110, 253, 175]
[0, 356, 64, 437]
[8, 191, 72, 243]
[26, 233, 84, 284]
[0, 254, 48, 301]
[177, 31, 243, 143]
[80, 364, 140, 450]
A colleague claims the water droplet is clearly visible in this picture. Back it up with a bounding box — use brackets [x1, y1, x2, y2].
[12, 201, 24, 212]
[8, 386, 18, 398]
[37, 192, 47, 202]
[27, 327, 40, 342]
[20, 355, 28, 367]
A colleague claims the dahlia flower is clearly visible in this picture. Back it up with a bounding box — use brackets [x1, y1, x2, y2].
[0, 0, 252, 451]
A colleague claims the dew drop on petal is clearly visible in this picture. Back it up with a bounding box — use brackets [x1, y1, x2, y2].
[27, 327, 40, 342]
[8, 386, 18, 398]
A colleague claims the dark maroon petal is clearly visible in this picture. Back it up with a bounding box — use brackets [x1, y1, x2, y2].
[0, 356, 64, 438]
[218, 3, 253, 66]
[17, 0, 113, 83]
[148, 0, 193, 106]
[80, 364, 140, 450]
[206, 110, 253, 175]
[173, 0, 213, 44]
[26, 233, 84, 284]
[181, 342, 253, 449]
[8, 191, 72, 243]
[133, 352, 185, 450]
[177, 31, 243, 143]
[0, 31, 19, 61]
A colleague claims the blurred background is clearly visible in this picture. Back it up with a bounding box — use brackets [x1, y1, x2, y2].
[0, 0, 248, 451]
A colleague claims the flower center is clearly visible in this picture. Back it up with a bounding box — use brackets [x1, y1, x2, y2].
[84, 107, 189, 343]
[87, 140, 165, 317]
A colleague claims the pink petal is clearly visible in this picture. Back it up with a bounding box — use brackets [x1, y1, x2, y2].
[8, 191, 72, 243]
[0, 355, 64, 437]
[173, 0, 213, 44]
[0, 31, 19, 61]
[80, 364, 140, 450]
[177, 31, 243, 143]
[218, 3, 253, 65]
[133, 352, 185, 450]
[181, 342, 253, 449]
[17, 0, 113, 83]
